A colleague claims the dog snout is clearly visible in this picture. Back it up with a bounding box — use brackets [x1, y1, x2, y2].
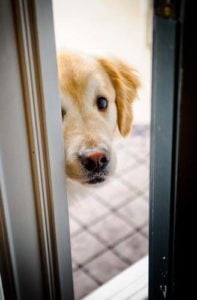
[79, 149, 109, 172]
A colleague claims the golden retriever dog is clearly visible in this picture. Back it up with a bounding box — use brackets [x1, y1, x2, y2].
[57, 52, 140, 193]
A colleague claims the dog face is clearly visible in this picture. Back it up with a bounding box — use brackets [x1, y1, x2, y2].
[57, 53, 139, 184]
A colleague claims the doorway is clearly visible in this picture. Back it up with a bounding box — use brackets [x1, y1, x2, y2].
[0, 0, 188, 299]
[52, 1, 152, 299]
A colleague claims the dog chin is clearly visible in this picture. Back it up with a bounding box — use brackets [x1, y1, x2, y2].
[66, 176, 108, 203]
[85, 175, 107, 185]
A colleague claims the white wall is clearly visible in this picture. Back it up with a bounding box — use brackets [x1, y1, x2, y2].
[52, 0, 152, 124]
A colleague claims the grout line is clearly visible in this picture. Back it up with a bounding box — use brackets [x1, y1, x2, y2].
[72, 127, 150, 292]
[72, 223, 148, 270]
[74, 232, 148, 285]
[85, 189, 148, 215]
[75, 266, 102, 286]
[69, 211, 111, 233]
[69, 190, 149, 238]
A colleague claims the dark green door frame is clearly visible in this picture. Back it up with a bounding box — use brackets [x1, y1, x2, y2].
[150, 1, 197, 299]
[149, 0, 182, 299]
[149, 12, 178, 299]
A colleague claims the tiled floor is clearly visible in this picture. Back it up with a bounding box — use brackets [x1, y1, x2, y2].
[84, 256, 148, 300]
[69, 125, 150, 300]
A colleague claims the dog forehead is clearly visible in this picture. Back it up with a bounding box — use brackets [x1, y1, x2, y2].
[58, 54, 98, 100]
[58, 53, 114, 105]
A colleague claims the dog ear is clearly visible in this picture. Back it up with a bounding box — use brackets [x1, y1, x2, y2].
[98, 58, 140, 136]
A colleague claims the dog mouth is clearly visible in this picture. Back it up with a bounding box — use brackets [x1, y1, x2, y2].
[84, 172, 108, 184]
[86, 176, 106, 184]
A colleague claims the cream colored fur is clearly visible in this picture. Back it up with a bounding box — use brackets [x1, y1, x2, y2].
[57, 52, 140, 199]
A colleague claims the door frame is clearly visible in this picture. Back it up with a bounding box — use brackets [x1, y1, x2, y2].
[0, 0, 73, 299]
[149, 1, 194, 300]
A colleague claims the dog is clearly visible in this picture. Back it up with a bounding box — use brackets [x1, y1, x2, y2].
[57, 52, 140, 195]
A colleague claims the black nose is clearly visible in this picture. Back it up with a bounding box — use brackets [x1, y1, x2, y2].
[79, 150, 109, 172]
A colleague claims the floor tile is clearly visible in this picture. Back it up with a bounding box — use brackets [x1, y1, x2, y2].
[94, 178, 136, 208]
[121, 164, 149, 190]
[114, 232, 148, 264]
[69, 125, 150, 299]
[71, 231, 105, 265]
[84, 250, 128, 284]
[90, 214, 134, 246]
[93, 178, 132, 206]
[69, 196, 109, 226]
[117, 197, 149, 228]
[143, 190, 149, 202]
[72, 260, 78, 271]
[73, 269, 98, 300]
[69, 217, 81, 236]
[115, 149, 137, 173]
[141, 224, 149, 237]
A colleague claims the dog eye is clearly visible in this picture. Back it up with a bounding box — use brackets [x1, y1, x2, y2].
[61, 108, 66, 119]
[96, 97, 108, 111]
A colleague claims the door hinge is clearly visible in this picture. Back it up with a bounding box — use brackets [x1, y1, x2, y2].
[155, 0, 176, 19]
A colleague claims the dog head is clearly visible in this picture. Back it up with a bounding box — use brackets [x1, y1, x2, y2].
[57, 52, 140, 185]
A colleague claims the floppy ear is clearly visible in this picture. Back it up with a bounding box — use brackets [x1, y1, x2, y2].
[98, 58, 140, 136]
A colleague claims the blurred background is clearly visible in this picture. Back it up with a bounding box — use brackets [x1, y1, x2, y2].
[52, 0, 152, 299]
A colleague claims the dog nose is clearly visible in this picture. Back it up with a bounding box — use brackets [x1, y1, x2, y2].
[79, 150, 109, 172]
